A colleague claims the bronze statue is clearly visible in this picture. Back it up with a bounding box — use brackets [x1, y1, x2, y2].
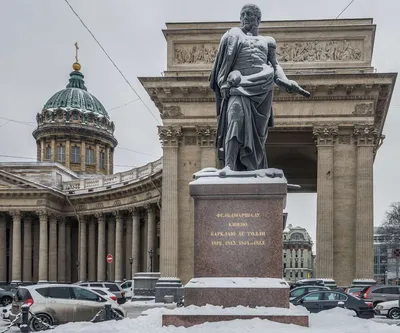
[210, 4, 309, 172]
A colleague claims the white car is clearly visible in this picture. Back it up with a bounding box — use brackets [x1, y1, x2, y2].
[89, 287, 118, 303]
[120, 280, 134, 299]
[374, 300, 400, 319]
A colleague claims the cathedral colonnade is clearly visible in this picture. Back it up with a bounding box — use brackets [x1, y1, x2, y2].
[0, 203, 160, 284]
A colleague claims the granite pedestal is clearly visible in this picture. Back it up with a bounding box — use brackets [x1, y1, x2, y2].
[163, 171, 309, 327]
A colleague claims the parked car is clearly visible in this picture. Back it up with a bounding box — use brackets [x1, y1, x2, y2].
[76, 282, 126, 304]
[0, 288, 14, 306]
[120, 280, 134, 299]
[290, 279, 325, 290]
[10, 284, 126, 331]
[344, 287, 363, 297]
[88, 287, 118, 303]
[290, 286, 330, 301]
[374, 300, 400, 319]
[291, 290, 374, 319]
[359, 285, 400, 307]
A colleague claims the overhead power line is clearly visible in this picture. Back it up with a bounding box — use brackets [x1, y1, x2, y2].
[63, 0, 161, 124]
[116, 146, 159, 158]
[107, 99, 139, 113]
[0, 116, 36, 127]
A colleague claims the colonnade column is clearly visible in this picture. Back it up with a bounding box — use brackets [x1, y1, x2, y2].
[65, 138, 71, 169]
[131, 208, 140, 277]
[197, 126, 217, 169]
[38, 211, 48, 283]
[146, 204, 156, 272]
[158, 126, 181, 277]
[48, 215, 58, 282]
[23, 215, 33, 283]
[125, 214, 133, 279]
[354, 127, 376, 279]
[88, 218, 96, 281]
[313, 127, 336, 279]
[106, 146, 110, 175]
[95, 143, 100, 174]
[114, 212, 123, 282]
[107, 216, 115, 281]
[65, 222, 71, 283]
[81, 140, 86, 172]
[10, 211, 22, 283]
[0, 214, 7, 284]
[51, 137, 56, 162]
[57, 217, 66, 283]
[97, 214, 106, 281]
[79, 216, 87, 281]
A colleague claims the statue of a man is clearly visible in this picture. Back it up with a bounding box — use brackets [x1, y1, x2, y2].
[210, 4, 301, 172]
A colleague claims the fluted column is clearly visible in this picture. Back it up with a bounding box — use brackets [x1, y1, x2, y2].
[97, 214, 106, 281]
[0, 214, 7, 283]
[81, 140, 86, 172]
[65, 222, 71, 283]
[158, 126, 181, 277]
[114, 212, 123, 282]
[95, 143, 100, 174]
[125, 213, 133, 279]
[314, 128, 336, 279]
[107, 216, 115, 281]
[79, 217, 87, 281]
[88, 218, 96, 281]
[106, 146, 110, 175]
[354, 127, 376, 279]
[65, 138, 71, 169]
[32, 221, 40, 282]
[38, 211, 48, 283]
[131, 208, 140, 277]
[146, 204, 156, 272]
[23, 215, 33, 283]
[57, 217, 66, 283]
[197, 126, 217, 169]
[51, 137, 56, 162]
[48, 215, 58, 282]
[10, 211, 22, 283]
[40, 139, 45, 161]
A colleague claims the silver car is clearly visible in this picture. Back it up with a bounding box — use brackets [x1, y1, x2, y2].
[10, 284, 126, 331]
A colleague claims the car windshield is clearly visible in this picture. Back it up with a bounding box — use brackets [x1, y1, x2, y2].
[104, 283, 119, 292]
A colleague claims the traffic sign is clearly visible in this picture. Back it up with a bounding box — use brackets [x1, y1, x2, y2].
[393, 249, 400, 258]
[107, 254, 113, 263]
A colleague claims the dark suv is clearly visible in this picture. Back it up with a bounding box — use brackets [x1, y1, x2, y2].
[359, 285, 400, 307]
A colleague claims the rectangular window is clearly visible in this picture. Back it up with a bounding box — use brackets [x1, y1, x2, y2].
[45, 146, 52, 160]
[57, 146, 65, 163]
[100, 151, 105, 169]
[71, 146, 81, 164]
[86, 148, 94, 165]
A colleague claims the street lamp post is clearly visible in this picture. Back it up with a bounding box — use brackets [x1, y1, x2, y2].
[129, 257, 133, 279]
[148, 249, 154, 273]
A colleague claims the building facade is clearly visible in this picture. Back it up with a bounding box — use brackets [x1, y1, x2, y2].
[283, 225, 315, 283]
[0, 18, 396, 287]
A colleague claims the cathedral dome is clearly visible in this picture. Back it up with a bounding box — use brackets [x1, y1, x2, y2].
[43, 69, 109, 119]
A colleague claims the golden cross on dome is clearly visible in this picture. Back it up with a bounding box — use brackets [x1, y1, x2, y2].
[74, 41, 79, 63]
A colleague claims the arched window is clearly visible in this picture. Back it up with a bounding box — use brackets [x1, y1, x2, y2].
[71, 146, 81, 164]
[45, 146, 52, 160]
[291, 233, 305, 241]
[57, 145, 65, 163]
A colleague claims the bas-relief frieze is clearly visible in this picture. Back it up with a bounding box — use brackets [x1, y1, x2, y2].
[353, 103, 373, 115]
[173, 40, 363, 65]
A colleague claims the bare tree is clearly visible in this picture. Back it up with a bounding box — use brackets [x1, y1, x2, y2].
[381, 202, 400, 246]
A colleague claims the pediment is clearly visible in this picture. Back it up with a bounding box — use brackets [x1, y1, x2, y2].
[0, 170, 47, 190]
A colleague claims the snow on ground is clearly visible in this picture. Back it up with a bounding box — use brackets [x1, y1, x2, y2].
[40, 306, 399, 333]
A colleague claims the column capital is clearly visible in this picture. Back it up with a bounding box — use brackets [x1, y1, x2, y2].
[9, 210, 21, 218]
[313, 126, 338, 146]
[22, 213, 34, 222]
[144, 203, 156, 213]
[79, 215, 89, 223]
[56, 216, 66, 224]
[353, 126, 380, 146]
[128, 207, 140, 217]
[95, 213, 105, 223]
[36, 210, 48, 219]
[112, 211, 123, 220]
[158, 125, 182, 147]
[196, 125, 217, 147]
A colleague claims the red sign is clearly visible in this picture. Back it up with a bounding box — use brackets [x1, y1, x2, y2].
[107, 254, 113, 263]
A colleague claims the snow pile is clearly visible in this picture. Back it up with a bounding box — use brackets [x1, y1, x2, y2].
[46, 306, 398, 333]
[186, 277, 289, 289]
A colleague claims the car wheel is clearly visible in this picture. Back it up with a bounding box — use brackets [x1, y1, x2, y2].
[30, 314, 53, 331]
[388, 308, 400, 320]
[1, 296, 12, 306]
[110, 309, 124, 320]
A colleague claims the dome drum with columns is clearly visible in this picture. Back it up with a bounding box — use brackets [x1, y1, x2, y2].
[33, 62, 117, 175]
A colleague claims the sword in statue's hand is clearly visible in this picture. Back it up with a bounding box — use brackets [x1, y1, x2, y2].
[276, 78, 311, 98]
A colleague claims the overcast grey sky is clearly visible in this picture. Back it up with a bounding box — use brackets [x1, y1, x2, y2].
[1, 0, 399, 245]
